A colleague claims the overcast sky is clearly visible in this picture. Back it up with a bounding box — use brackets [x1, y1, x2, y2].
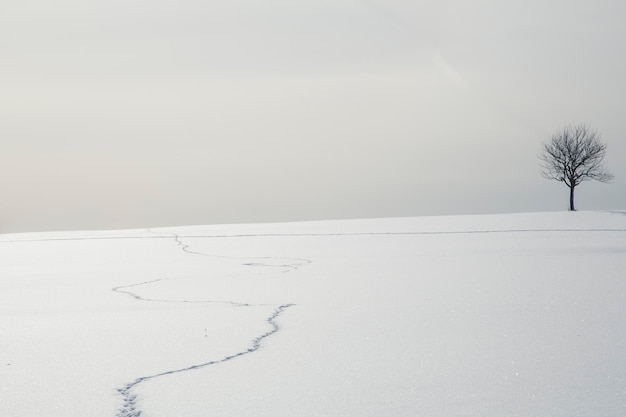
[1, 0, 625, 232]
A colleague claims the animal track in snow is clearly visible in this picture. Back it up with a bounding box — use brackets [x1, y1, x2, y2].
[112, 231, 305, 417]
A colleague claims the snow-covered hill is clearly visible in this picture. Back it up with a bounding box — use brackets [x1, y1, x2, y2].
[2, 211, 625, 417]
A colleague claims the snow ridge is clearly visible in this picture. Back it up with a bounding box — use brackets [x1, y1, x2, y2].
[112, 232, 303, 417]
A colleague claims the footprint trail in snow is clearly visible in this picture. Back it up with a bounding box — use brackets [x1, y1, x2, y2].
[112, 231, 307, 417]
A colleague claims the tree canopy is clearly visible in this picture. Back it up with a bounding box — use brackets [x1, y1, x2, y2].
[539, 124, 613, 211]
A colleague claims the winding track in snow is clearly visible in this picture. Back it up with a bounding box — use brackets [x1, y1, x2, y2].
[111, 232, 305, 417]
[151, 229, 312, 273]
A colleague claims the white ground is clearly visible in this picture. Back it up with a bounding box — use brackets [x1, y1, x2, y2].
[1, 211, 626, 417]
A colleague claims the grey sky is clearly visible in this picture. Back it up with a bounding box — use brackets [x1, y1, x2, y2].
[1, 0, 625, 232]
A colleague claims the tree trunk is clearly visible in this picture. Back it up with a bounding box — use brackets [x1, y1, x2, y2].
[569, 185, 575, 211]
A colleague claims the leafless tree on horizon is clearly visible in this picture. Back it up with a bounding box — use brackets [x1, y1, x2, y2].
[539, 124, 613, 211]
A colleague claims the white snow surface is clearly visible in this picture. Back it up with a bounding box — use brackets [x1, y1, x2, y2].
[2, 211, 626, 417]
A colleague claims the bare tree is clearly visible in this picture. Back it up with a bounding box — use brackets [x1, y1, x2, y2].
[539, 124, 613, 211]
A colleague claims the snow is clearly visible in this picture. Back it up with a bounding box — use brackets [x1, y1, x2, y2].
[1, 211, 626, 417]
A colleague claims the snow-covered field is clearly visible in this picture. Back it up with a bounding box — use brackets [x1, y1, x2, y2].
[2, 211, 626, 417]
